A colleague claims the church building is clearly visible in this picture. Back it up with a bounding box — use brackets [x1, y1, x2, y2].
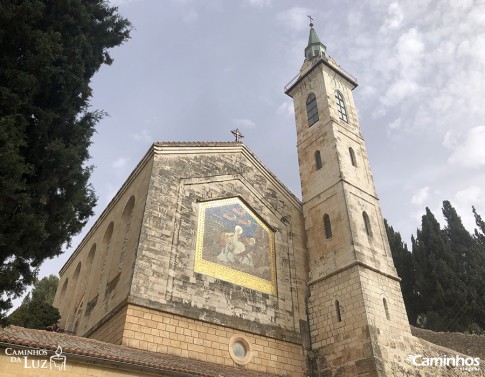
[13, 23, 471, 377]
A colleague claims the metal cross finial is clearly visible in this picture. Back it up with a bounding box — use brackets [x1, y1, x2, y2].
[307, 15, 314, 26]
[231, 128, 244, 142]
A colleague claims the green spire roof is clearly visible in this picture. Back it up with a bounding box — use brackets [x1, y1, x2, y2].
[305, 24, 327, 60]
[308, 27, 321, 45]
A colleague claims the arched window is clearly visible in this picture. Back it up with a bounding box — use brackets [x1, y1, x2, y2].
[315, 150, 322, 170]
[335, 91, 348, 123]
[79, 244, 96, 310]
[59, 278, 69, 303]
[58, 278, 69, 326]
[88, 222, 114, 303]
[383, 298, 390, 320]
[335, 300, 342, 322]
[306, 93, 319, 126]
[108, 196, 135, 283]
[324, 214, 332, 239]
[70, 262, 82, 312]
[363, 211, 372, 237]
[349, 147, 357, 167]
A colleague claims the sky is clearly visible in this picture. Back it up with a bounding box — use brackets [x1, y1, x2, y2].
[15, 0, 485, 307]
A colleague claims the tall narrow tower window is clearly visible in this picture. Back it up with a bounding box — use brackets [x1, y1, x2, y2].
[306, 93, 319, 126]
[383, 298, 390, 320]
[363, 211, 372, 237]
[335, 300, 342, 322]
[349, 147, 357, 167]
[335, 91, 348, 123]
[323, 214, 332, 239]
[315, 150, 322, 170]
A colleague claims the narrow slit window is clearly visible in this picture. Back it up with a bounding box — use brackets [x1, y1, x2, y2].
[349, 147, 357, 167]
[306, 93, 319, 126]
[383, 298, 390, 320]
[335, 300, 342, 322]
[324, 214, 332, 239]
[335, 91, 348, 123]
[315, 150, 322, 170]
[363, 211, 372, 237]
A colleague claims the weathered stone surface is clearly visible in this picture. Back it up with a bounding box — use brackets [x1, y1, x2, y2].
[51, 31, 483, 377]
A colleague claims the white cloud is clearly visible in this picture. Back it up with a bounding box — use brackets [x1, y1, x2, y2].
[449, 0, 473, 11]
[109, 0, 144, 5]
[381, 2, 404, 31]
[442, 130, 458, 149]
[411, 186, 430, 205]
[243, 0, 272, 8]
[455, 186, 482, 205]
[112, 157, 129, 169]
[232, 118, 256, 128]
[131, 129, 153, 143]
[388, 117, 401, 130]
[277, 7, 312, 32]
[396, 28, 425, 77]
[454, 186, 484, 232]
[447, 126, 485, 168]
[276, 101, 294, 117]
[183, 10, 198, 23]
[380, 78, 421, 107]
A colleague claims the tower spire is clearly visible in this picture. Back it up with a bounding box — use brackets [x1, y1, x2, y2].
[285, 17, 413, 377]
[304, 18, 326, 60]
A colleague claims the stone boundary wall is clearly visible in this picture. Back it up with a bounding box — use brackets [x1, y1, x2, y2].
[411, 326, 485, 360]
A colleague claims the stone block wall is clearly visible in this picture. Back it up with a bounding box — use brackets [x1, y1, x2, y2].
[53, 153, 154, 336]
[130, 144, 309, 345]
[88, 304, 127, 345]
[121, 304, 306, 376]
[308, 265, 377, 376]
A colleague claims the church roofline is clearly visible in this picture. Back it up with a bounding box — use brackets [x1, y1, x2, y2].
[0, 326, 281, 377]
[59, 141, 302, 275]
[152, 141, 302, 208]
[155, 141, 243, 147]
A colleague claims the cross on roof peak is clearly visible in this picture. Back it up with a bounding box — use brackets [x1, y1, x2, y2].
[307, 15, 314, 27]
[231, 128, 244, 142]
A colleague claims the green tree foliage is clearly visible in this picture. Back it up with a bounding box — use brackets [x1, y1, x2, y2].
[384, 220, 418, 324]
[411, 207, 466, 331]
[7, 275, 60, 329]
[473, 206, 485, 248]
[441, 201, 485, 331]
[0, 1, 131, 324]
[388, 202, 485, 333]
[30, 274, 59, 305]
[8, 298, 60, 330]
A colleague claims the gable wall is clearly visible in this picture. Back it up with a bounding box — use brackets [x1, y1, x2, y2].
[130, 146, 308, 343]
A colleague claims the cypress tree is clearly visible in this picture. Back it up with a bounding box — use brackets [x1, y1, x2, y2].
[441, 201, 485, 332]
[411, 207, 466, 331]
[385, 220, 418, 324]
[0, 0, 131, 324]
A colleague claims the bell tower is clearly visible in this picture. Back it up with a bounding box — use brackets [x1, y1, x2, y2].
[285, 21, 412, 376]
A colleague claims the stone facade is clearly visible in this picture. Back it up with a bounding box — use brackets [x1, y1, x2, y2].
[51, 26, 482, 377]
[54, 142, 310, 376]
[53, 152, 153, 337]
[121, 304, 305, 375]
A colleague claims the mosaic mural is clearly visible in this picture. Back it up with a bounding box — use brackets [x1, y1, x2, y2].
[194, 197, 276, 295]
